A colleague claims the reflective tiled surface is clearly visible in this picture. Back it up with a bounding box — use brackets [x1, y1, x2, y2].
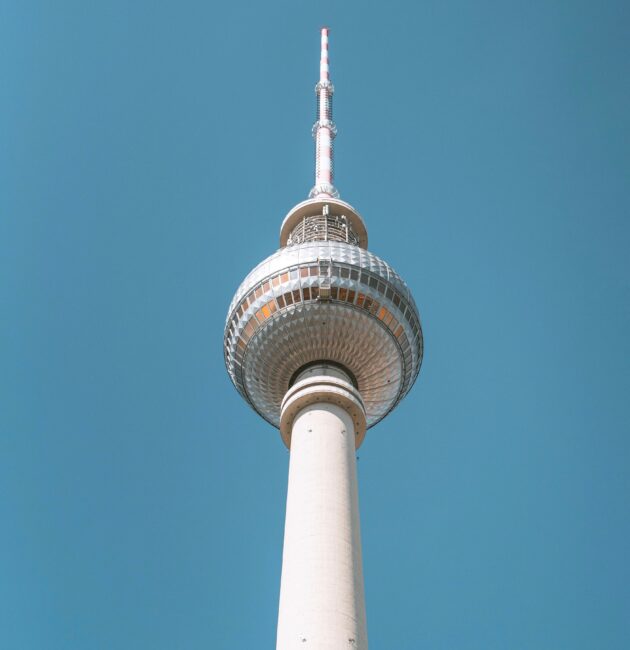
[224, 241, 423, 429]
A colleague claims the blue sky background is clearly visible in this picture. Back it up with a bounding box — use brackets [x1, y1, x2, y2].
[2, 1, 629, 648]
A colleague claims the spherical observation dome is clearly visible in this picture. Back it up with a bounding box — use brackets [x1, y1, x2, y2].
[224, 236, 423, 431]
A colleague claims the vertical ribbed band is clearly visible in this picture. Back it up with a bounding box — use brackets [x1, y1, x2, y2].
[310, 27, 339, 199]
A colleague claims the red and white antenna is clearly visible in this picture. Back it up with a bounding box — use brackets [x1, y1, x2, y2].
[309, 27, 339, 199]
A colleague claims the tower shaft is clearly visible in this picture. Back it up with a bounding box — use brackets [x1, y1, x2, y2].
[276, 369, 368, 649]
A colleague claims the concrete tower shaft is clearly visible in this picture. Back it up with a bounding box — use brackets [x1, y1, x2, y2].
[276, 366, 367, 649]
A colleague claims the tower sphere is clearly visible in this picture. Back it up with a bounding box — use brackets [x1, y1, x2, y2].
[224, 195, 423, 444]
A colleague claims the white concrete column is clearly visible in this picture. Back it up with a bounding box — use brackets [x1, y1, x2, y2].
[277, 366, 368, 650]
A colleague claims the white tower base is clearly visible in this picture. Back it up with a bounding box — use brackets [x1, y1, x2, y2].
[276, 366, 368, 650]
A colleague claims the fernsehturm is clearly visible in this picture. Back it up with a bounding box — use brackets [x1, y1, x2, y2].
[224, 28, 424, 649]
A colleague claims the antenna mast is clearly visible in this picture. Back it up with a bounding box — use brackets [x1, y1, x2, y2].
[309, 27, 339, 199]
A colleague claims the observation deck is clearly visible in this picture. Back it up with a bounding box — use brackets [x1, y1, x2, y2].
[224, 237, 423, 437]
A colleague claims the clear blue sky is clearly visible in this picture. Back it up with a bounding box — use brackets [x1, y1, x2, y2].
[2, 1, 629, 648]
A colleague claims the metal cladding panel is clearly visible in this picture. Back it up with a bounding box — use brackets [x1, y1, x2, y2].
[224, 241, 423, 429]
[227, 241, 414, 315]
[243, 303, 402, 428]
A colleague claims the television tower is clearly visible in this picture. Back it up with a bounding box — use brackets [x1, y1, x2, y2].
[224, 28, 423, 649]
